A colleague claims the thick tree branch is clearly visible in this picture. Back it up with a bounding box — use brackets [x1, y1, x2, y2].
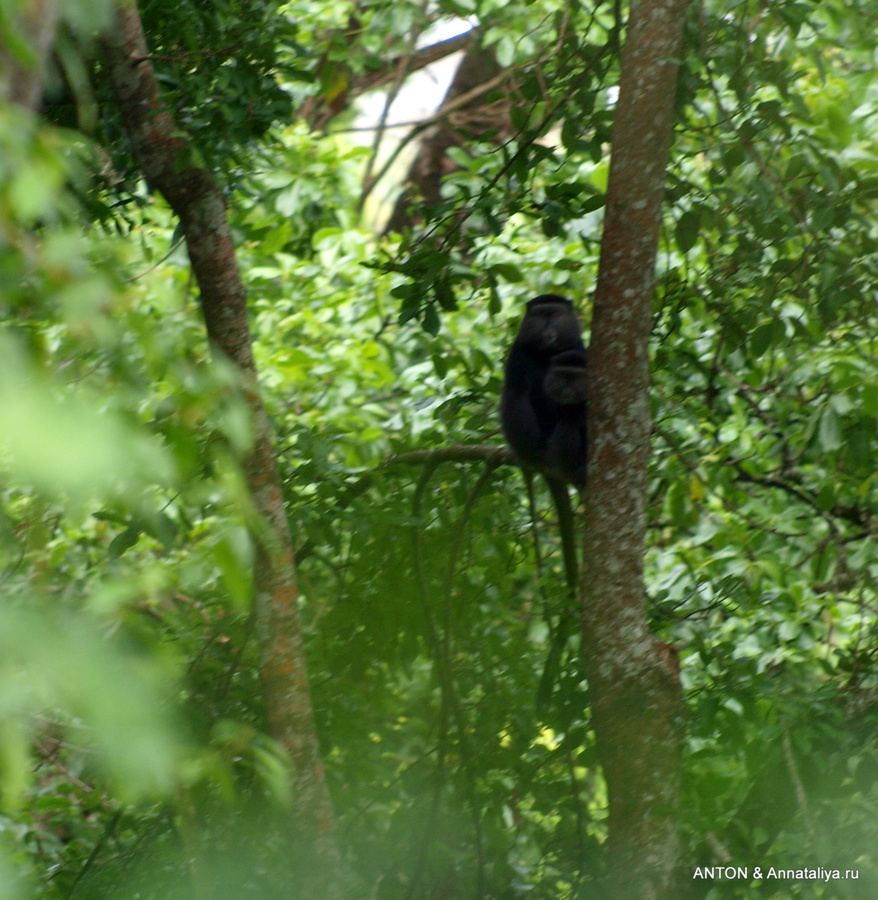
[357, 31, 475, 96]
[302, 29, 476, 130]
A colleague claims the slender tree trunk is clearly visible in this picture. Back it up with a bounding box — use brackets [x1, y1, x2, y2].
[101, 0, 340, 883]
[581, 0, 688, 896]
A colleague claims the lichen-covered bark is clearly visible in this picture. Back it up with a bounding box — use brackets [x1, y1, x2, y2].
[101, 0, 339, 874]
[582, 0, 689, 895]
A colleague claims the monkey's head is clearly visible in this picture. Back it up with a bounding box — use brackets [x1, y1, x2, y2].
[544, 349, 588, 405]
[516, 294, 583, 355]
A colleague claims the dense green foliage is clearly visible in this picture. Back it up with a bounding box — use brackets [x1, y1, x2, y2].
[2, 0, 878, 897]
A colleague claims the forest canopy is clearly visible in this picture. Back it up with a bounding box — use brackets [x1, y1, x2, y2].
[1, 0, 878, 897]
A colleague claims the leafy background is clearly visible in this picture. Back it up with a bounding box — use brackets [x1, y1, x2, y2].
[2, 0, 878, 897]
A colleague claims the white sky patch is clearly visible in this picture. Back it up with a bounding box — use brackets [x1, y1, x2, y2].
[356, 18, 474, 128]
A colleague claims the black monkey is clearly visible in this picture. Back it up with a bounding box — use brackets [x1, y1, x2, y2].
[543, 348, 588, 406]
[500, 295, 588, 707]
[543, 349, 588, 488]
[500, 295, 588, 487]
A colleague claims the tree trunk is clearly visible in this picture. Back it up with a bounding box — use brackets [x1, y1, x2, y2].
[101, 0, 340, 884]
[581, 0, 688, 896]
[383, 41, 510, 234]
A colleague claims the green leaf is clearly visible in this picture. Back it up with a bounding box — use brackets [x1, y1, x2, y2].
[749, 322, 776, 356]
[489, 263, 524, 283]
[495, 35, 515, 68]
[818, 405, 843, 452]
[423, 303, 440, 335]
[675, 208, 701, 253]
[109, 526, 141, 559]
[434, 277, 457, 311]
[581, 194, 606, 213]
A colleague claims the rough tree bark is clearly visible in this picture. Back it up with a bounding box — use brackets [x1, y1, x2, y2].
[581, 0, 688, 896]
[101, 0, 340, 882]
